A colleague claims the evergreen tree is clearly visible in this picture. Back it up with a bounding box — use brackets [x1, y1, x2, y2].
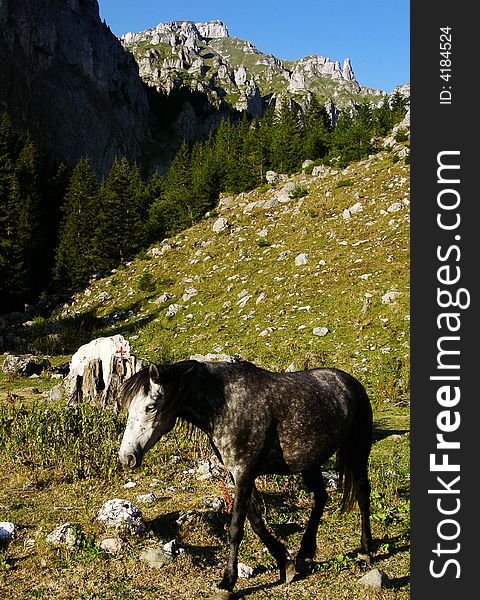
[93, 157, 147, 271]
[54, 157, 100, 288]
[270, 101, 304, 173]
[303, 95, 331, 160]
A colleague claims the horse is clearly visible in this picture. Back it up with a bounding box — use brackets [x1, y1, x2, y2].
[117, 359, 373, 599]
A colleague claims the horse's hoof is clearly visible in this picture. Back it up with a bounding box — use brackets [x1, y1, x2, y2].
[212, 590, 235, 600]
[296, 557, 315, 576]
[284, 559, 297, 583]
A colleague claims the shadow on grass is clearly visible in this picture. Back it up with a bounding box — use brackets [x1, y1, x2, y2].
[372, 423, 409, 443]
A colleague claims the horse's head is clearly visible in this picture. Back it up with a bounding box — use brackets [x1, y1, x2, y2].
[118, 362, 192, 469]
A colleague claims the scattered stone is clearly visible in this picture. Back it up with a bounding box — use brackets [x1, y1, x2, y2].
[256, 292, 267, 304]
[204, 497, 225, 511]
[301, 159, 314, 172]
[46, 523, 77, 547]
[182, 287, 198, 301]
[265, 170, 279, 184]
[237, 562, 255, 579]
[123, 480, 137, 489]
[140, 547, 174, 569]
[286, 362, 297, 372]
[349, 202, 364, 214]
[136, 493, 157, 505]
[382, 291, 401, 304]
[342, 208, 351, 220]
[97, 499, 146, 536]
[212, 217, 229, 233]
[313, 327, 329, 337]
[387, 202, 404, 213]
[357, 568, 391, 590]
[154, 292, 172, 304]
[166, 303, 183, 318]
[2, 354, 51, 376]
[0, 521, 16, 545]
[99, 536, 127, 555]
[295, 253, 310, 266]
[276, 182, 299, 202]
[196, 459, 224, 480]
[163, 539, 181, 557]
[322, 471, 339, 489]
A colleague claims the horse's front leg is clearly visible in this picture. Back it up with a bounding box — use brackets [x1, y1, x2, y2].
[214, 473, 253, 600]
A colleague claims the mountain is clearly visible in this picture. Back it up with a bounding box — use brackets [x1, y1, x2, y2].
[121, 19, 387, 124]
[0, 0, 151, 174]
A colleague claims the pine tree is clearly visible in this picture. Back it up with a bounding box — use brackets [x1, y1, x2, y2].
[303, 95, 331, 160]
[270, 101, 304, 173]
[160, 142, 197, 234]
[54, 157, 100, 288]
[93, 157, 147, 271]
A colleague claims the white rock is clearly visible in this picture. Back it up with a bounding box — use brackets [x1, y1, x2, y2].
[155, 292, 172, 304]
[136, 493, 157, 504]
[387, 202, 404, 212]
[237, 562, 255, 578]
[46, 523, 77, 547]
[0, 521, 16, 544]
[295, 253, 310, 266]
[212, 217, 229, 233]
[97, 499, 146, 535]
[349, 202, 364, 214]
[382, 291, 401, 304]
[357, 569, 391, 590]
[265, 170, 279, 184]
[342, 209, 351, 220]
[99, 537, 127, 555]
[123, 480, 137, 489]
[166, 303, 183, 318]
[182, 287, 198, 301]
[256, 292, 267, 304]
[313, 327, 329, 337]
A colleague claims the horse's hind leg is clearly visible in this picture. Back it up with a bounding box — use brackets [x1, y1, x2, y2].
[353, 460, 373, 561]
[247, 486, 296, 583]
[296, 468, 328, 574]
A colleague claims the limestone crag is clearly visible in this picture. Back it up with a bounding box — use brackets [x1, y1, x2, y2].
[122, 19, 387, 121]
[0, 0, 151, 174]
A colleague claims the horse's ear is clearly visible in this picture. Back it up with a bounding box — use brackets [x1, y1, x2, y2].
[149, 363, 161, 383]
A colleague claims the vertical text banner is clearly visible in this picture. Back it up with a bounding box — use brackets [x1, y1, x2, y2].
[411, 1, 477, 597]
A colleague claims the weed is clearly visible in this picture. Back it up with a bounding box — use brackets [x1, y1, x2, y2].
[335, 179, 354, 188]
[290, 186, 309, 199]
[0, 551, 13, 572]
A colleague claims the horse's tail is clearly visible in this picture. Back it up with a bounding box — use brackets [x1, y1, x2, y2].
[337, 380, 373, 514]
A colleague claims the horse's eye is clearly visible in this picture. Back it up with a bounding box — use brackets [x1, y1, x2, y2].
[145, 404, 156, 413]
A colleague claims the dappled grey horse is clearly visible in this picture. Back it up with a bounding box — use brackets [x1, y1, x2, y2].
[118, 360, 373, 599]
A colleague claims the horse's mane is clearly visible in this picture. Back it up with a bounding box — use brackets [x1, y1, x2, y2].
[117, 366, 151, 412]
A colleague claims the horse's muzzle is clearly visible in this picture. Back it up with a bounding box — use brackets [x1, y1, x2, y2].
[118, 449, 142, 470]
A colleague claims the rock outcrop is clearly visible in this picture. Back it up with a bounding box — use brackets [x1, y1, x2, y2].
[0, 0, 151, 174]
[122, 19, 387, 122]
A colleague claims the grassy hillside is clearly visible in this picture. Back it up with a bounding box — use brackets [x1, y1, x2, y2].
[0, 146, 410, 598]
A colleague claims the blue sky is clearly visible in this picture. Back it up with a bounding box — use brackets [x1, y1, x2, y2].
[99, 0, 409, 93]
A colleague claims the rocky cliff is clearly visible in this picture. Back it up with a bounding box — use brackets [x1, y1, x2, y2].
[122, 19, 386, 123]
[0, 0, 151, 174]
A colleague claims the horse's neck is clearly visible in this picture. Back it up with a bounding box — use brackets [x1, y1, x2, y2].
[177, 379, 221, 435]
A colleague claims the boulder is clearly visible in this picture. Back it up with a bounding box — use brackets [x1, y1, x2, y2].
[212, 217, 229, 233]
[357, 569, 391, 590]
[61, 335, 142, 409]
[2, 354, 51, 376]
[46, 523, 78, 547]
[0, 521, 16, 545]
[97, 499, 146, 536]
